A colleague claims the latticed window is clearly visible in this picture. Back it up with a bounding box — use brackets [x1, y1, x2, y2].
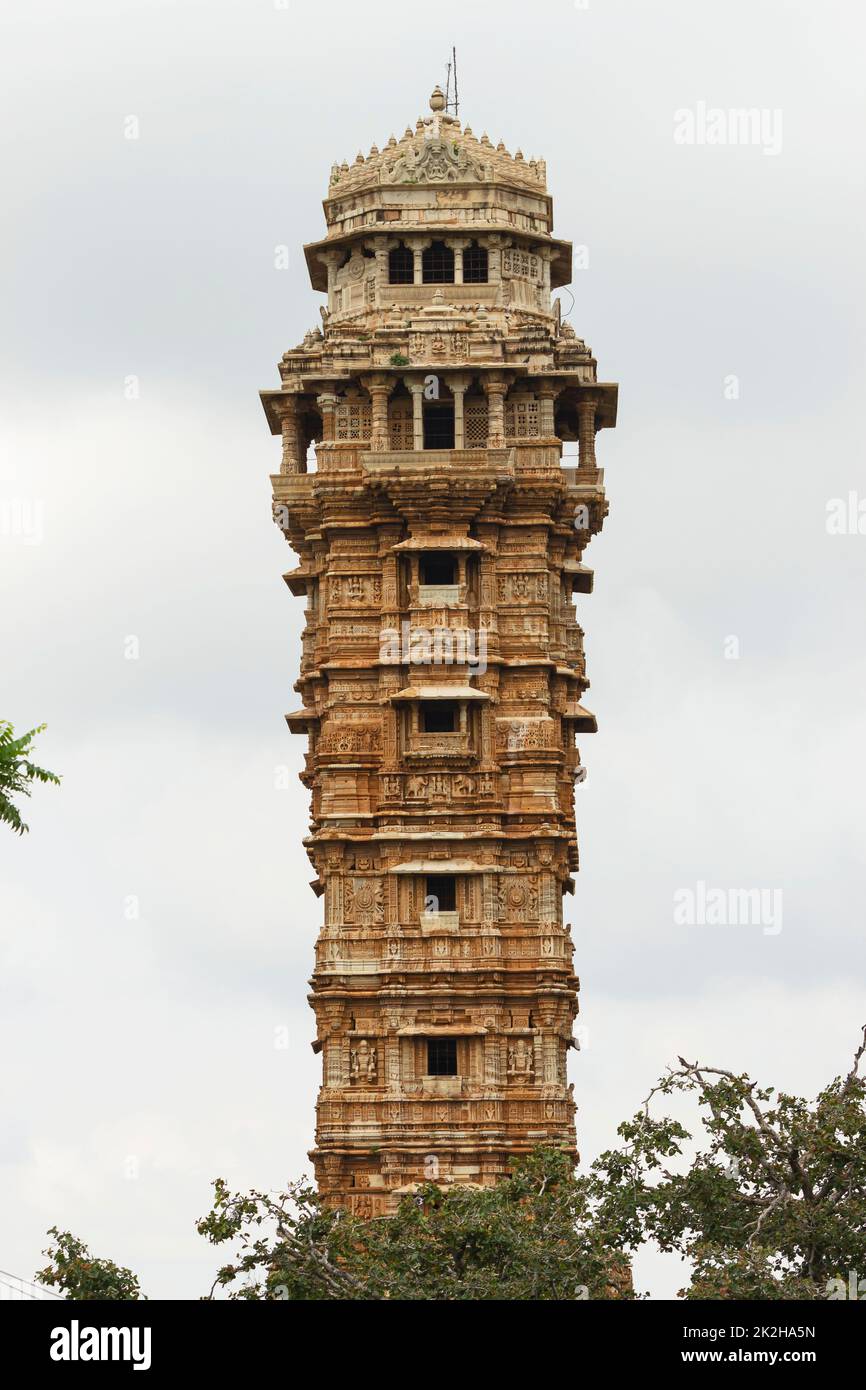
[335, 401, 372, 441]
[389, 402, 414, 450]
[422, 241, 455, 284]
[463, 243, 488, 284]
[464, 400, 488, 448]
[505, 399, 541, 439]
[502, 247, 540, 280]
[388, 245, 414, 285]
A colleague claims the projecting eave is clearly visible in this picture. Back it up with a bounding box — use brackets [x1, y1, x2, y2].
[397, 1024, 488, 1036]
[563, 703, 598, 733]
[285, 708, 320, 733]
[389, 686, 490, 702]
[561, 560, 594, 594]
[303, 231, 573, 291]
[283, 567, 311, 596]
[391, 536, 488, 553]
[389, 859, 502, 875]
[552, 380, 618, 430]
[260, 388, 286, 435]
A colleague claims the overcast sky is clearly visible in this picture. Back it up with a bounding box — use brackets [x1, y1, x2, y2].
[1, 0, 864, 1300]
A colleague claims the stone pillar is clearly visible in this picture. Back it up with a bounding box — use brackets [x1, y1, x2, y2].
[317, 392, 339, 444]
[578, 395, 598, 470]
[278, 396, 302, 474]
[487, 235, 504, 286]
[539, 247, 552, 299]
[372, 241, 390, 293]
[484, 377, 508, 449]
[446, 373, 472, 450]
[536, 380, 560, 439]
[446, 237, 470, 283]
[408, 381, 426, 450]
[361, 374, 393, 452]
[413, 238, 432, 286]
[318, 251, 343, 314]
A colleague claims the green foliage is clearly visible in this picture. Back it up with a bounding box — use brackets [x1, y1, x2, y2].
[0, 720, 60, 834]
[589, 1029, 866, 1299]
[389, 352, 410, 366]
[196, 1148, 631, 1301]
[35, 1228, 144, 1301]
[38, 1033, 866, 1300]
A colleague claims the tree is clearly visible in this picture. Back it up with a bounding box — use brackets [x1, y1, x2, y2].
[35, 1227, 144, 1300]
[590, 1027, 866, 1299]
[37, 1030, 866, 1300]
[0, 720, 60, 834]
[196, 1147, 631, 1301]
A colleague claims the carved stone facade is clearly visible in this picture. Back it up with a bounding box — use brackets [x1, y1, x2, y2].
[263, 86, 618, 1213]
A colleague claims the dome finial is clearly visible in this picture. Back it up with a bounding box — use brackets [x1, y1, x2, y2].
[429, 84, 446, 113]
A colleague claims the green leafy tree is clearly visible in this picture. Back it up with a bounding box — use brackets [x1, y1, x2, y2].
[38, 1031, 866, 1300]
[0, 720, 60, 834]
[590, 1027, 866, 1299]
[196, 1147, 632, 1301]
[35, 1227, 144, 1300]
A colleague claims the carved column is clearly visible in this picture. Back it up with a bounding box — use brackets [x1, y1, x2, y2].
[536, 380, 560, 439]
[408, 380, 426, 451]
[484, 377, 508, 449]
[445, 237, 471, 284]
[277, 395, 302, 474]
[446, 373, 472, 449]
[317, 392, 339, 444]
[577, 394, 598, 470]
[371, 240, 390, 294]
[487, 234, 505, 286]
[318, 250, 344, 314]
[539, 246, 552, 300]
[361, 374, 394, 452]
[413, 237, 432, 286]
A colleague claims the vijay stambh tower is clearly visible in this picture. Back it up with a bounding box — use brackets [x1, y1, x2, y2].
[262, 85, 617, 1214]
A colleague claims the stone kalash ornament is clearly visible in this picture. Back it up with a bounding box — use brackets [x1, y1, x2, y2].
[261, 85, 618, 1213]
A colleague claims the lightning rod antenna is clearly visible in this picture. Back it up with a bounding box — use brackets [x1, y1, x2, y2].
[445, 47, 460, 118]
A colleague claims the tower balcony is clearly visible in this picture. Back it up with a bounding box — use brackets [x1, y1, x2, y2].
[417, 583, 461, 606]
[419, 909, 460, 934]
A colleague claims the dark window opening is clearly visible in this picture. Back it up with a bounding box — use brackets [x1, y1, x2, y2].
[422, 241, 455, 284]
[423, 402, 455, 450]
[421, 553, 456, 585]
[420, 702, 457, 733]
[425, 874, 457, 912]
[427, 1038, 458, 1076]
[463, 244, 489, 283]
[388, 245, 414, 284]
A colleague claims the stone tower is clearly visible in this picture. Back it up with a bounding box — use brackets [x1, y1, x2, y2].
[262, 85, 617, 1214]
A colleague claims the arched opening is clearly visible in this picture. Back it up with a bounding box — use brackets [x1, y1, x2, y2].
[388, 244, 414, 285]
[463, 242, 488, 284]
[422, 240, 455, 284]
